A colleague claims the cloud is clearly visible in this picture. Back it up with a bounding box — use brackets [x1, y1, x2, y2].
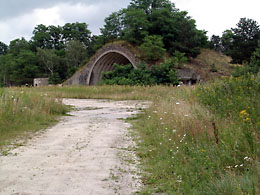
[0, 0, 131, 44]
[173, 0, 260, 37]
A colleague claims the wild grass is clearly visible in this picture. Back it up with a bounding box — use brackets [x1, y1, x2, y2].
[15, 85, 173, 100]
[0, 87, 68, 150]
[131, 75, 259, 194]
[1, 79, 259, 193]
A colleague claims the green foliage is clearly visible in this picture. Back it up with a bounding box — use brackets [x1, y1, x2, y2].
[233, 41, 260, 77]
[31, 22, 91, 51]
[100, 10, 126, 42]
[217, 18, 260, 64]
[65, 40, 87, 72]
[37, 48, 61, 77]
[101, 62, 179, 86]
[209, 35, 222, 52]
[101, 0, 207, 58]
[197, 76, 260, 180]
[171, 50, 188, 68]
[140, 35, 166, 62]
[0, 39, 39, 86]
[0, 41, 8, 55]
[123, 8, 150, 45]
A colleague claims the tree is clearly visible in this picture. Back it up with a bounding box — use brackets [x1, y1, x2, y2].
[62, 22, 91, 47]
[32, 23, 91, 50]
[122, 8, 150, 44]
[31, 24, 52, 49]
[9, 38, 31, 56]
[37, 48, 61, 76]
[0, 41, 8, 55]
[221, 18, 260, 64]
[140, 35, 166, 62]
[100, 0, 207, 58]
[209, 35, 222, 52]
[65, 40, 87, 76]
[100, 10, 126, 41]
[129, 0, 174, 14]
[248, 40, 260, 73]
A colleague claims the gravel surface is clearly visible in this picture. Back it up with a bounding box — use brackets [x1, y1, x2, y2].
[0, 99, 150, 195]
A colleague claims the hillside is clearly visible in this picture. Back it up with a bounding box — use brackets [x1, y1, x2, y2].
[184, 49, 237, 82]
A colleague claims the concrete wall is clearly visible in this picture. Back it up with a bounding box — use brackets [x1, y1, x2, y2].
[33, 78, 49, 87]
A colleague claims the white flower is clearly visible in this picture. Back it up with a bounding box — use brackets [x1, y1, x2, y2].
[176, 102, 180, 105]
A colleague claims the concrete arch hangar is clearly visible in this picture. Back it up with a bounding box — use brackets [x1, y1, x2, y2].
[88, 49, 137, 85]
[65, 43, 139, 86]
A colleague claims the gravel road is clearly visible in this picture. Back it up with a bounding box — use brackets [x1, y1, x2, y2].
[0, 99, 150, 195]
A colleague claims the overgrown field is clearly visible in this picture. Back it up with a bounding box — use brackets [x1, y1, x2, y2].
[0, 88, 68, 150]
[131, 75, 260, 194]
[0, 77, 259, 194]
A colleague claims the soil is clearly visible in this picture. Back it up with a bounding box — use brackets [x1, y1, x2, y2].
[0, 99, 150, 195]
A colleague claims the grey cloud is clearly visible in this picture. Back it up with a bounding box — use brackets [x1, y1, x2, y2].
[0, 0, 130, 19]
[0, 0, 131, 43]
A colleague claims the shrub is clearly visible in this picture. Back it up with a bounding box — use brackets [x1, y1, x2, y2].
[101, 62, 179, 86]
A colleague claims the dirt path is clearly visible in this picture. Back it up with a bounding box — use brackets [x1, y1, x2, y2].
[0, 99, 150, 195]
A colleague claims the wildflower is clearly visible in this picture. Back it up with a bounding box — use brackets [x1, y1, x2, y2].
[160, 118, 163, 120]
[176, 102, 180, 105]
[234, 165, 238, 168]
[240, 164, 243, 167]
[240, 110, 250, 121]
[240, 110, 247, 115]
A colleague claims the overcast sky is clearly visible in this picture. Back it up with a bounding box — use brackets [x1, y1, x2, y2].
[0, 0, 259, 44]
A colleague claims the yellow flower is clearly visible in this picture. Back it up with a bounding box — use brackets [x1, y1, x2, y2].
[240, 110, 247, 115]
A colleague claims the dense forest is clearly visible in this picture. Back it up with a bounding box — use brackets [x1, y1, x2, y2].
[0, 0, 259, 86]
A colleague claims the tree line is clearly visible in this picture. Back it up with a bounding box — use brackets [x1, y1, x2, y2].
[0, 0, 259, 86]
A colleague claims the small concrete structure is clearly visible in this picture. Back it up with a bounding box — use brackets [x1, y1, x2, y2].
[177, 68, 200, 85]
[33, 78, 49, 87]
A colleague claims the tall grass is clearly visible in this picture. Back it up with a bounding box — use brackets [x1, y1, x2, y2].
[1, 81, 259, 193]
[129, 77, 259, 194]
[0, 87, 68, 149]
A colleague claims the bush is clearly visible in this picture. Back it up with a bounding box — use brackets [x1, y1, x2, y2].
[101, 62, 179, 86]
[140, 35, 166, 62]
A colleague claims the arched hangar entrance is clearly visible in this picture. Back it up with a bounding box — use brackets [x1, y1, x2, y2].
[88, 50, 137, 85]
[64, 43, 139, 86]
